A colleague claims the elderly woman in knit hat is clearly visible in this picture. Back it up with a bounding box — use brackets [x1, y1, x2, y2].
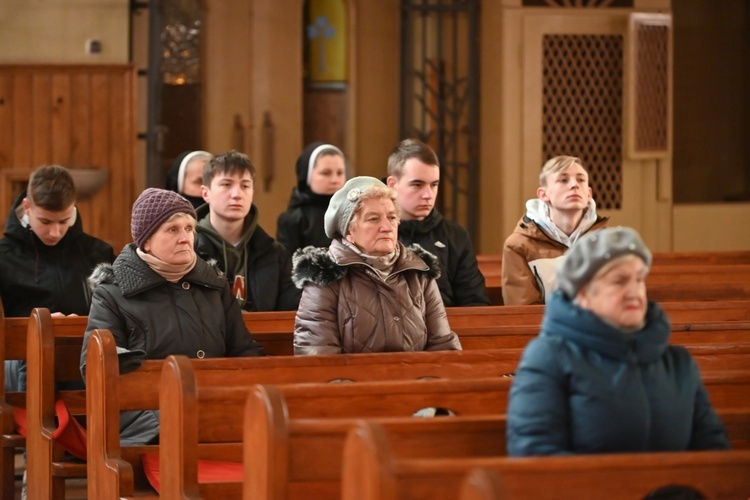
[292, 176, 461, 355]
[80, 188, 264, 445]
[506, 226, 729, 456]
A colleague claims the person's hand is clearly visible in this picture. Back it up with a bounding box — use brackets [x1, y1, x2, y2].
[50, 312, 79, 317]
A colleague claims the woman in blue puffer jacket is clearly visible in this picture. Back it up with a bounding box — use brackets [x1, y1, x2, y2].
[507, 227, 729, 456]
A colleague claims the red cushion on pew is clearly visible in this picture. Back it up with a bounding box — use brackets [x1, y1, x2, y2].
[12, 399, 88, 460]
[141, 452, 243, 493]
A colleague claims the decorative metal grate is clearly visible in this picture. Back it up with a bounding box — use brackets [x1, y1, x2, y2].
[542, 34, 624, 210]
[633, 23, 669, 153]
[522, 0, 633, 7]
[400, 0, 480, 242]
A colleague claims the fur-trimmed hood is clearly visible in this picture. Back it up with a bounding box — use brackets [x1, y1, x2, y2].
[292, 239, 441, 289]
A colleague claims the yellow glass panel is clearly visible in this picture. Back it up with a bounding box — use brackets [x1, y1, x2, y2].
[305, 0, 347, 82]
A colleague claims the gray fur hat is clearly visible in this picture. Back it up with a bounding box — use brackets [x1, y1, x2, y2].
[324, 176, 386, 238]
[556, 226, 652, 298]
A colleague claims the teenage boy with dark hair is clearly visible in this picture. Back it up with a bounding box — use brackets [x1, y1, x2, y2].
[0, 165, 115, 390]
[195, 150, 300, 311]
[386, 139, 489, 307]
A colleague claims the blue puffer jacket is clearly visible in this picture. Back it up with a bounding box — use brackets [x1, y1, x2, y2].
[507, 291, 730, 456]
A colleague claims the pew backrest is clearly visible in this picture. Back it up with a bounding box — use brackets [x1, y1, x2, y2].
[244, 380, 750, 500]
[159, 356, 515, 499]
[243, 385, 508, 500]
[341, 420, 750, 500]
[86, 331, 522, 497]
[25, 308, 87, 499]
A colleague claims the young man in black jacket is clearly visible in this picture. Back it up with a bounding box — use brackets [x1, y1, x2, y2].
[386, 139, 489, 307]
[0, 165, 115, 390]
[195, 150, 300, 312]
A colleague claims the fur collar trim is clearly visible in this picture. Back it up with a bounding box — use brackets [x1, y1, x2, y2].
[88, 262, 115, 290]
[408, 243, 441, 279]
[291, 242, 441, 289]
[292, 246, 348, 288]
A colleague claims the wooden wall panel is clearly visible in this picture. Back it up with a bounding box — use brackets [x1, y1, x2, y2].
[32, 74, 52, 166]
[51, 73, 71, 161]
[108, 72, 131, 252]
[70, 73, 91, 167]
[0, 64, 136, 252]
[0, 74, 11, 166]
[11, 74, 32, 168]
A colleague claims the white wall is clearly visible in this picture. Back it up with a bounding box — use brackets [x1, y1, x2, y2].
[0, 0, 129, 63]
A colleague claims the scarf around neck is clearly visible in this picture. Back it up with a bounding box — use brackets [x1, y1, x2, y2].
[342, 239, 400, 278]
[137, 247, 197, 283]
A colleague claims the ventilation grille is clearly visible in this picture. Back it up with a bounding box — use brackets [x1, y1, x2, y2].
[542, 34, 624, 210]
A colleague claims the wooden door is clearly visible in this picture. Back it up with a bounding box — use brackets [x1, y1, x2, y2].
[516, 9, 673, 249]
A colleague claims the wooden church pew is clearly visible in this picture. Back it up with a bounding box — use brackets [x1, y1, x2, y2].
[0, 307, 88, 500]
[157, 357, 514, 499]
[476, 250, 750, 290]
[242, 384, 750, 499]
[25, 308, 87, 500]
[8, 301, 750, 497]
[85, 331, 522, 498]
[161, 361, 750, 498]
[341, 421, 750, 500]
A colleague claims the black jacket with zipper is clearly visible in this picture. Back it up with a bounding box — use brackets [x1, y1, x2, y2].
[0, 190, 115, 318]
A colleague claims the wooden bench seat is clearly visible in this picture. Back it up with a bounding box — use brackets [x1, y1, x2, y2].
[85, 331, 525, 498]
[0, 308, 89, 499]
[157, 355, 518, 498]
[160, 358, 750, 499]
[14, 313, 750, 497]
[477, 254, 750, 304]
[476, 250, 750, 289]
[245, 412, 507, 500]
[250, 300, 750, 355]
[341, 419, 750, 500]
[6, 301, 750, 498]
[25, 308, 88, 499]
[243, 387, 750, 500]
[455, 321, 750, 350]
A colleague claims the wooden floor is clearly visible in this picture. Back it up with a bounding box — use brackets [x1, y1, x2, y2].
[14, 453, 87, 499]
